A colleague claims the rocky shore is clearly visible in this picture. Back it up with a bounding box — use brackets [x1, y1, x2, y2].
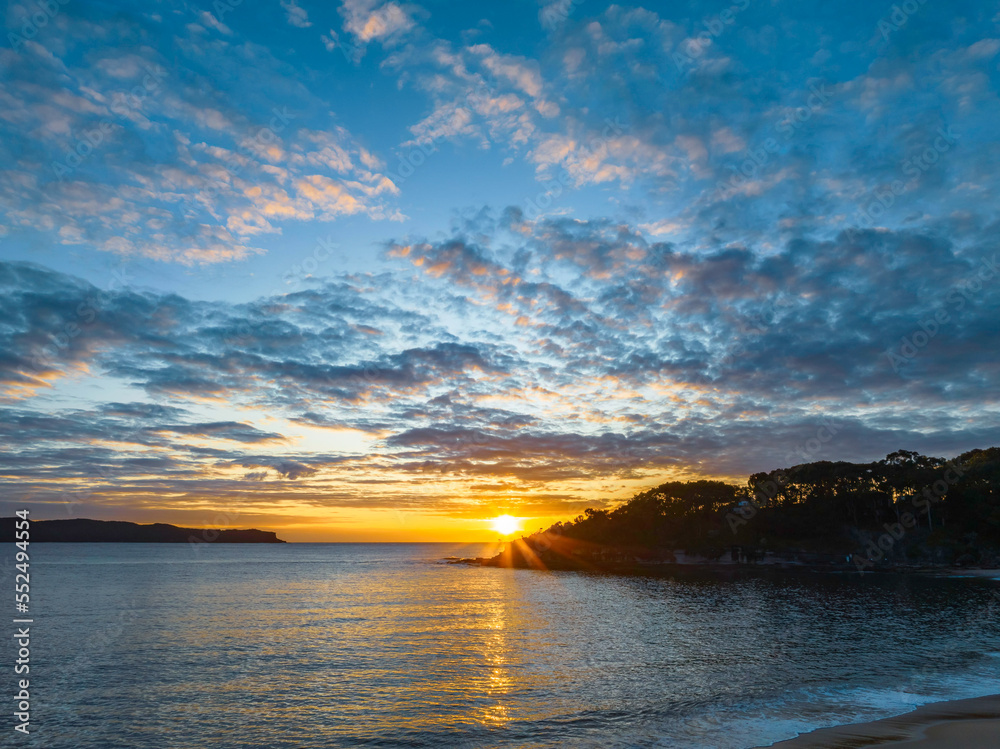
[449, 534, 999, 578]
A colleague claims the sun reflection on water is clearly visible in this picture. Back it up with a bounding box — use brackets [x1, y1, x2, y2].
[479, 598, 513, 728]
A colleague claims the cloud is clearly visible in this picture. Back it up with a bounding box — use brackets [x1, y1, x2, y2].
[5, 0, 1000, 525]
[338, 0, 415, 60]
[281, 0, 312, 28]
[321, 29, 340, 52]
[0, 7, 401, 265]
[4, 203, 1000, 518]
[152, 422, 286, 444]
[241, 458, 324, 479]
[467, 44, 545, 99]
[198, 10, 233, 36]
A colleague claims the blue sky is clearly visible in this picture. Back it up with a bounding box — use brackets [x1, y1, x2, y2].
[2, 0, 1000, 540]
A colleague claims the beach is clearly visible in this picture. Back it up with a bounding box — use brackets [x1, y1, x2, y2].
[940, 568, 1000, 579]
[762, 694, 1000, 748]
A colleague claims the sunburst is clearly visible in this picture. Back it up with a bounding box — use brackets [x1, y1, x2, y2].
[491, 515, 521, 536]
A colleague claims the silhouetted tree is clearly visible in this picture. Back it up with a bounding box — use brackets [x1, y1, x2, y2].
[533, 448, 1000, 564]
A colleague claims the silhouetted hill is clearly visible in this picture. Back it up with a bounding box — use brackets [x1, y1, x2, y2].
[2, 518, 285, 543]
[484, 447, 1000, 573]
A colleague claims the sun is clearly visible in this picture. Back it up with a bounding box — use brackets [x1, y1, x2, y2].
[491, 514, 521, 536]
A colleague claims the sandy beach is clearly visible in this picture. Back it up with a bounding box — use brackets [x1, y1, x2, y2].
[761, 694, 1000, 748]
[940, 568, 1000, 579]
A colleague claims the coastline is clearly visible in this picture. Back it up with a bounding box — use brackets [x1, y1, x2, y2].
[758, 694, 1000, 748]
[459, 537, 1000, 579]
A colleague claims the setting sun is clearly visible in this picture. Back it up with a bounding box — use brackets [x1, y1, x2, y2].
[491, 515, 521, 536]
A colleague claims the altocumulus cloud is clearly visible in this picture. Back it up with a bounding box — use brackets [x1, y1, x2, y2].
[3, 0, 1000, 524]
[0, 2, 402, 266]
[2, 204, 1000, 518]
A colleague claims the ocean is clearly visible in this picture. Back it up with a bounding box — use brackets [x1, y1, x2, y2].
[6, 543, 1000, 748]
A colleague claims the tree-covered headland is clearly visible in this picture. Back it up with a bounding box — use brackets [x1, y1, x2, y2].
[491, 448, 1000, 573]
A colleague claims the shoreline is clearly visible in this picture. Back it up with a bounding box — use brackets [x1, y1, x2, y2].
[758, 694, 1000, 748]
[463, 534, 1000, 578]
[459, 548, 1000, 580]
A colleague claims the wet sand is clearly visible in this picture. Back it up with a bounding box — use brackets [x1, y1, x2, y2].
[940, 568, 1000, 579]
[760, 694, 1000, 748]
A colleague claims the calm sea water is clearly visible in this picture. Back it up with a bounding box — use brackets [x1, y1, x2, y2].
[4, 543, 1000, 749]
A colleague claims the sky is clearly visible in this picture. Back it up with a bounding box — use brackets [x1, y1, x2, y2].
[1, 0, 999, 541]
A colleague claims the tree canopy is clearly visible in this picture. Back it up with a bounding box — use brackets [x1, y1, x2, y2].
[537, 447, 1000, 565]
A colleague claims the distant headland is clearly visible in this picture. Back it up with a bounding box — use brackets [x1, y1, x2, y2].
[2, 518, 286, 543]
